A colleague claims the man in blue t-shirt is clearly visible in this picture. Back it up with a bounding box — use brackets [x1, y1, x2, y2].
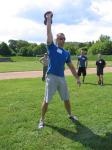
[38, 11, 81, 129]
[77, 50, 88, 83]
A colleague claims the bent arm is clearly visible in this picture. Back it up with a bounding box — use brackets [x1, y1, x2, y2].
[39, 57, 44, 64]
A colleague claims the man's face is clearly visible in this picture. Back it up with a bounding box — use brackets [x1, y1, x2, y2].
[81, 50, 85, 55]
[56, 33, 66, 47]
[45, 53, 48, 57]
[98, 54, 101, 59]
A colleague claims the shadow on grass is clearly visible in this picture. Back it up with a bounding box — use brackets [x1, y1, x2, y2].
[46, 121, 112, 150]
[104, 83, 112, 86]
[83, 82, 97, 85]
[84, 82, 112, 86]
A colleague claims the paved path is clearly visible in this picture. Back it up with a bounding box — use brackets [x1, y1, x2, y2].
[0, 67, 111, 80]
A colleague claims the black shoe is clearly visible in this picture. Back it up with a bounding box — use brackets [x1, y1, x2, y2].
[42, 77, 45, 81]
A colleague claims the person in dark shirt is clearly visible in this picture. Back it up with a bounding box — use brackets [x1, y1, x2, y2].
[77, 50, 88, 83]
[96, 54, 106, 85]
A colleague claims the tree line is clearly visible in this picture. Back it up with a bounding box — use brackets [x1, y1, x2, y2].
[0, 34, 112, 56]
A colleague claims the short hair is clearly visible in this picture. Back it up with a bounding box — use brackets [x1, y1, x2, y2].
[98, 53, 101, 58]
[56, 33, 65, 38]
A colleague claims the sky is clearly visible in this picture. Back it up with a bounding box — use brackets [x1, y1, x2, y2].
[0, 0, 112, 44]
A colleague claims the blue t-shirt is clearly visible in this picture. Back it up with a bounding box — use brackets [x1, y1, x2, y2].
[47, 42, 71, 77]
[78, 55, 87, 67]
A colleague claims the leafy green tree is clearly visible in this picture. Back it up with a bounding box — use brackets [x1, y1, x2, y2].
[64, 42, 79, 55]
[33, 45, 42, 56]
[27, 44, 37, 56]
[99, 35, 110, 42]
[18, 47, 28, 56]
[27, 48, 33, 56]
[16, 40, 29, 54]
[7, 35, 112, 56]
[8, 40, 18, 53]
[0, 42, 12, 56]
[88, 35, 112, 55]
[40, 43, 47, 54]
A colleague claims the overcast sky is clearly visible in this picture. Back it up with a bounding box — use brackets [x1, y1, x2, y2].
[0, 0, 112, 44]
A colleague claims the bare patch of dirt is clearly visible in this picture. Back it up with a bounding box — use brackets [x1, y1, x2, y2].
[0, 67, 111, 80]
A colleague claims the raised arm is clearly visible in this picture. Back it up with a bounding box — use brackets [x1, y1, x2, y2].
[44, 11, 53, 44]
[39, 57, 44, 64]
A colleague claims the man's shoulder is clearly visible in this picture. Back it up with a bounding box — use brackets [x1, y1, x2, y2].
[47, 41, 56, 46]
[101, 59, 105, 61]
[79, 55, 87, 60]
[96, 60, 99, 64]
[83, 55, 87, 58]
[78, 55, 81, 58]
[47, 42, 57, 49]
[101, 59, 106, 64]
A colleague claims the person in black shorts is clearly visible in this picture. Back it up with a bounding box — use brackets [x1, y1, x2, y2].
[96, 54, 106, 85]
[77, 50, 88, 83]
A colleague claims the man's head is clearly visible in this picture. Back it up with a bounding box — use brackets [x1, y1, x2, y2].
[80, 49, 85, 55]
[98, 53, 102, 59]
[44, 53, 48, 57]
[56, 33, 66, 47]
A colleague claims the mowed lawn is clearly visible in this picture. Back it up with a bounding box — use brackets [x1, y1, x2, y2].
[0, 60, 112, 73]
[0, 55, 112, 73]
[0, 74, 112, 150]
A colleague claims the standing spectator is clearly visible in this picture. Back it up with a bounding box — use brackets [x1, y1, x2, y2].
[96, 54, 106, 85]
[77, 50, 88, 83]
[38, 11, 81, 129]
[39, 53, 49, 81]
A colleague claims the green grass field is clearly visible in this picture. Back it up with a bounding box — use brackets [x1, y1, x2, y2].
[0, 74, 112, 150]
[0, 56, 112, 73]
[0, 60, 112, 73]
